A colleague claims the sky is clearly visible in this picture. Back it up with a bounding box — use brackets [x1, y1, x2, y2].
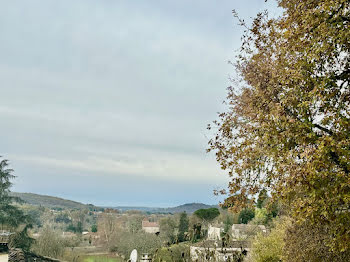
[0, 0, 279, 207]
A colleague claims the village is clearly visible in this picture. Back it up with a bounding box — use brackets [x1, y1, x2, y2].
[1, 200, 272, 262]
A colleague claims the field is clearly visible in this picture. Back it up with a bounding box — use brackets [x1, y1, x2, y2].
[79, 255, 124, 262]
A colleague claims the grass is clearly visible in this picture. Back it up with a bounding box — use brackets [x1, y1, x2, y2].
[81, 255, 123, 262]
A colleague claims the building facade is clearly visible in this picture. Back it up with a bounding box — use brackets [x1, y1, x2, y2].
[142, 218, 160, 234]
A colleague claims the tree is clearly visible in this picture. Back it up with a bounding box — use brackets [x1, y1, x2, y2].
[31, 227, 65, 259]
[111, 231, 162, 258]
[126, 214, 143, 234]
[223, 214, 234, 235]
[0, 157, 33, 250]
[284, 219, 350, 262]
[97, 213, 119, 246]
[250, 218, 288, 262]
[159, 216, 177, 244]
[193, 208, 220, 223]
[208, 0, 350, 252]
[55, 213, 71, 224]
[153, 244, 190, 262]
[238, 209, 255, 224]
[0, 158, 26, 228]
[76, 221, 83, 233]
[91, 224, 98, 233]
[250, 208, 269, 226]
[8, 224, 34, 252]
[177, 212, 189, 242]
[70, 209, 87, 233]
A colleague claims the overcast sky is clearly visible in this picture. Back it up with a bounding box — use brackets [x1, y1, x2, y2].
[0, 0, 279, 207]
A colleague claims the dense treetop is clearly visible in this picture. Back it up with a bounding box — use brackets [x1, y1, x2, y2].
[194, 208, 220, 222]
[209, 0, 349, 251]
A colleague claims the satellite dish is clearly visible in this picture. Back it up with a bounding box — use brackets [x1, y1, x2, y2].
[130, 249, 137, 262]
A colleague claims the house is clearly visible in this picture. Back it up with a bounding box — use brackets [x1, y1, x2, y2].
[207, 224, 223, 240]
[190, 246, 248, 262]
[231, 224, 266, 240]
[189, 224, 267, 261]
[140, 253, 152, 262]
[190, 240, 250, 261]
[142, 218, 160, 234]
[62, 232, 76, 238]
[0, 231, 13, 246]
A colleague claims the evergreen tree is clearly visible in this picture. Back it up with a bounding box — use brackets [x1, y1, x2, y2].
[0, 157, 26, 228]
[0, 157, 32, 250]
[177, 212, 189, 242]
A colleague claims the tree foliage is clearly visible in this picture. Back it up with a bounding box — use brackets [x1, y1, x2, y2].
[126, 214, 143, 234]
[193, 208, 220, 222]
[177, 212, 189, 242]
[0, 157, 33, 250]
[208, 0, 350, 252]
[8, 224, 34, 252]
[98, 213, 119, 246]
[238, 209, 255, 224]
[153, 244, 190, 262]
[284, 218, 350, 262]
[31, 227, 66, 259]
[110, 230, 162, 258]
[250, 218, 288, 262]
[223, 214, 234, 235]
[159, 216, 177, 244]
[0, 158, 27, 228]
[91, 224, 98, 233]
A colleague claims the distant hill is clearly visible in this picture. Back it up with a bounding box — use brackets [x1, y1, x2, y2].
[114, 203, 218, 214]
[11, 192, 98, 210]
[163, 203, 218, 214]
[11, 192, 217, 213]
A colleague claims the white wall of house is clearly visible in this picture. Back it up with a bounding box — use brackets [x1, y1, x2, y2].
[231, 224, 266, 240]
[190, 246, 250, 261]
[143, 226, 159, 234]
[208, 225, 222, 240]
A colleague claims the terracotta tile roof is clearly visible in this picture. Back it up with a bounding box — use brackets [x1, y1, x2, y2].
[142, 220, 159, 228]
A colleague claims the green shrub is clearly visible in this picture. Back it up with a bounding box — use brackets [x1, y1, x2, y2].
[250, 218, 288, 262]
[111, 231, 162, 258]
[153, 244, 190, 262]
[250, 208, 269, 225]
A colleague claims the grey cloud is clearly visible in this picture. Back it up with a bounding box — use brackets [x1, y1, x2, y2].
[0, 0, 278, 205]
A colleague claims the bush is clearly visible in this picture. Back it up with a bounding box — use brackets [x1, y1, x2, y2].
[153, 244, 190, 262]
[110, 231, 162, 258]
[31, 227, 65, 259]
[250, 218, 288, 262]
